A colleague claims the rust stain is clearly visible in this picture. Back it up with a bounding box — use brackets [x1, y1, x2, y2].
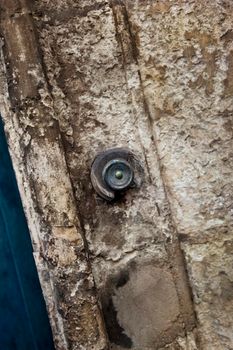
[189, 50, 217, 95]
[204, 50, 217, 95]
[184, 30, 217, 95]
[183, 46, 196, 60]
[153, 101, 179, 121]
[224, 51, 233, 96]
[145, 64, 167, 84]
[184, 29, 216, 49]
[147, 2, 172, 15]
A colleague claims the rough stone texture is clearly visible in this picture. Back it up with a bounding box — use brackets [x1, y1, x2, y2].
[0, 1, 108, 349]
[124, 1, 233, 349]
[0, 0, 232, 350]
[30, 0, 197, 348]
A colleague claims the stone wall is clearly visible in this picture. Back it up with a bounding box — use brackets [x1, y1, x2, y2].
[0, 1, 232, 349]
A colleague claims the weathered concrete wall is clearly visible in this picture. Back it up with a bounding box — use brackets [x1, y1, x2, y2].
[124, 2, 233, 348]
[0, 1, 107, 349]
[0, 1, 232, 350]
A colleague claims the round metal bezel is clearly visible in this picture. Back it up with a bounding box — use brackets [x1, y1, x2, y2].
[102, 158, 134, 191]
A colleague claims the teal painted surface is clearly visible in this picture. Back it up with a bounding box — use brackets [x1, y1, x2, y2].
[0, 118, 55, 350]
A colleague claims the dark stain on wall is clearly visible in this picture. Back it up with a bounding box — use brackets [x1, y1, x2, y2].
[101, 269, 132, 348]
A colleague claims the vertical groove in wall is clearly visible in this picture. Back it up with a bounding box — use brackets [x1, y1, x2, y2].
[36, 25, 110, 350]
[110, 0, 198, 341]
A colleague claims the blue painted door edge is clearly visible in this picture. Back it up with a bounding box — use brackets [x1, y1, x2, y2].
[0, 116, 55, 350]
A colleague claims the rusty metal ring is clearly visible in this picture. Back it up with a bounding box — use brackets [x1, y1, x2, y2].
[91, 148, 144, 201]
